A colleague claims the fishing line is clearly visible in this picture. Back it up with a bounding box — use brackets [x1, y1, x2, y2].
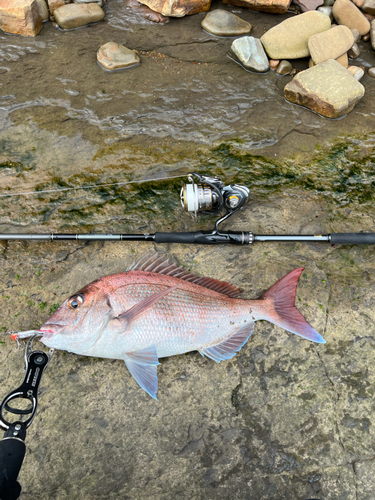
[0, 174, 185, 199]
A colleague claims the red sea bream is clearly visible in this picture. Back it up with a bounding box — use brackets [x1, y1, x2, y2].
[34, 254, 325, 399]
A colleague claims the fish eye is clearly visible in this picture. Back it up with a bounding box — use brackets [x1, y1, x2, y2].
[68, 295, 84, 309]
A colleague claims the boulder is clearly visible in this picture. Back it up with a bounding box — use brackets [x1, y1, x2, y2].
[0, 0, 42, 36]
[222, 0, 291, 14]
[308, 25, 354, 64]
[260, 11, 331, 60]
[292, 0, 323, 13]
[137, 0, 210, 17]
[97, 42, 140, 71]
[36, 0, 49, 20]
[332, 0, 370, 35]
[53, 3, 105, 29]
[362, 0, 375, 14]
[201, 10, 251, 36]
[125, 0, 170, 22]
[284, 59, 364, 118]
[48, 0, 70, 15]
[231, 36, 269, 72]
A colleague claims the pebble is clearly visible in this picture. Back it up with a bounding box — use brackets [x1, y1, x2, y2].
[54, 3, 105, 30]
[368, 66, 375, 76]
[347, 65, 364, 80]
[48, 0, 68, 16]
[36, 0, 50, 21]
[75, 0, 104, 7]
[352, 0, 364, 6]
[292, 0, 323, 13]
[137, 0, 210, 17]
[284, 59, 365, 118]
[276, 60, 292, 75]
[231, 36, 269, 72]
[350, 28, 360, 42]
[363, 32, 370, 40]
[221, 0, 291, 14]
[125, 0, 170, 22]
[97, 42, 140, 71]
[201, 10, 251, 36]
[317, 6, 333, 19]
[332, 0, 371, 35]
[308, 25, 354, 64]
[336, 52, 348, 67]
[260, 11, 331, 60]
[269, 59, 280, 70]
[0, 0, 42, 36]
[371, 19, 375, 48]
[348, 42, 360, 58]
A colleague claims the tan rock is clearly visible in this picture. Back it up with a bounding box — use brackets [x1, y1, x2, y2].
[276, 60, 292, 74]
[125, 0, 170, 22]
[269, 59, 280, 70]
[97, 42, 140, 71]
[48, 0, 70, 15]
[0, 0, 42, 36]
[332, 0, 370, 35]
[352, 0, 364, 7]
[371, 19, 375, 48]
[362, 0, 375, 15]
[138, 0, 210, 16]
[36, 0, 49, 20]
[201, 10, 251, 36]
[54, 3, 104, 29]
[350, 28, 360, 42]
[347, 65, 364, 80]
[222, 0, 291, 14]
[336, 52, 348, 67]
[284, 59, 364, 118]
[308, 25, 354, 64]
[260, 11, 331, 60]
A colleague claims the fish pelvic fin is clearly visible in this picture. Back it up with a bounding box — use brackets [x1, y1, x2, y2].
[259, 267, 326, 344]
[124, 345, 160, 400]
[199, 322, 254, 363]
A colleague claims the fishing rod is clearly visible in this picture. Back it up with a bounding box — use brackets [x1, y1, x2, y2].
[1, 172, 375, 245]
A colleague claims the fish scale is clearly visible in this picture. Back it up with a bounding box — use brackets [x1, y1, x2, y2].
[31, 254, 326, 400]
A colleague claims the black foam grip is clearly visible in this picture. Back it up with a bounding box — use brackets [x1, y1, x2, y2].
[330, 233, 375, 245]
[155, 232, 200, 244]
[0, 438, 25, 500]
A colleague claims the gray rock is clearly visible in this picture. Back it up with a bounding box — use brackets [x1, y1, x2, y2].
[231, 36, 269, 72]
[317, 5, 333, 19]
[348, 42, 360, 58]
[54, 3, 105, 29]
[36, 0, 50, 21]
[97, 42, 140, 71]
[362, 0, 375, 15]
[201, 10, 251, 36]
[74, 0, 104, 7]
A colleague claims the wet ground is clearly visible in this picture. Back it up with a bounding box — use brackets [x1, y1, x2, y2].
[1, 1, 375, 498]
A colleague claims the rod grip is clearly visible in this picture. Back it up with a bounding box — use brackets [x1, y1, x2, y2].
[155, 232, 199, 244]
[0, 438, 25, 500]
[330, 233, 375, 245]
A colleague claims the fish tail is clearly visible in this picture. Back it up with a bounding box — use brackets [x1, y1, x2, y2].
[259, 267, 326, 343]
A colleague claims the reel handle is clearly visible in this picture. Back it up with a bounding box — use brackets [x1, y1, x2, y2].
[0, 433, 25, 500]
[330, 233, 375, 244]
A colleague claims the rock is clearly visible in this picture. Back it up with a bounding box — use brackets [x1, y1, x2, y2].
[368, 66, 375, 76]
[350, 28, 360, 42]
[74, 0, 104, 7]
[36, 0, 49, 20]
[48, 0, 70, 15]
[323, 0, 334, 5]
[0, 0, 42, 36]
[362, 0, 375, 15]
[53, 3, 104, 29]
[201, 10, 251, 36]
[332, 0, 370, 36]
[317, 6, 333, 19]
[125, 0, 170, 22]
[336, 51, 348, 67]
[347, 65, 364, 80]
[222, 0, 291, 14]
[284, 59, 364, 118]
[348, 42, 360, 58]
[269, 59, 280, 70]
[260, 11, 331, 60]
[292, 0, 323, 13]
[97, 42, 140, 71]
[308, 25, 354, 64]
[363, 31, 370, 40]
[364, 12, 375, 21]
[352, 0, 364, 6]
[137, 0, 210, 17]
[371, 19, 375, 48]
[231, 36, 269, 72]
[276, 59, 292, 74]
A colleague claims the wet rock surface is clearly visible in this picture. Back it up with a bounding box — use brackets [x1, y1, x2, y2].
[2, 1, 375, 498]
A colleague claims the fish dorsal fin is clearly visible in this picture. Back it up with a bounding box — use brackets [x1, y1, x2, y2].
[127, 254, 243, 298]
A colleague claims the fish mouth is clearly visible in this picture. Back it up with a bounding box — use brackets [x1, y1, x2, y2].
[40, 324, 64, 339]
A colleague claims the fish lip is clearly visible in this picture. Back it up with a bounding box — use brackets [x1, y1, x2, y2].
[40, 324, 64, 338]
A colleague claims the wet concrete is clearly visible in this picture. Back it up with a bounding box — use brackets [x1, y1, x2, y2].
[1, 1, 375, 499]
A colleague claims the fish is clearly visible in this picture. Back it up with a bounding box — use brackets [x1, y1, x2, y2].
[19, 254, 325, 400]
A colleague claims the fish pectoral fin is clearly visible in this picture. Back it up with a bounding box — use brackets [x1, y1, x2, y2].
[199, 322, 254, 363]
[116, 285, 178, 329]
[124, 345, 160, 400]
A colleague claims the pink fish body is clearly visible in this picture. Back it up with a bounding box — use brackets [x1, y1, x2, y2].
[39, 254, 325, 399]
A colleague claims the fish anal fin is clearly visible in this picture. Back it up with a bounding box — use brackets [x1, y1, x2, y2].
[127, 253, 243, 298]
[199, 322, 254, 363]
[124, 345, 159, 400]
[117, 285, 178, 327]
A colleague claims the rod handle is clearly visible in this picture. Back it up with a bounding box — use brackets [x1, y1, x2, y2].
[330, 233, 375, 245]
[0, 437, 25, 500]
